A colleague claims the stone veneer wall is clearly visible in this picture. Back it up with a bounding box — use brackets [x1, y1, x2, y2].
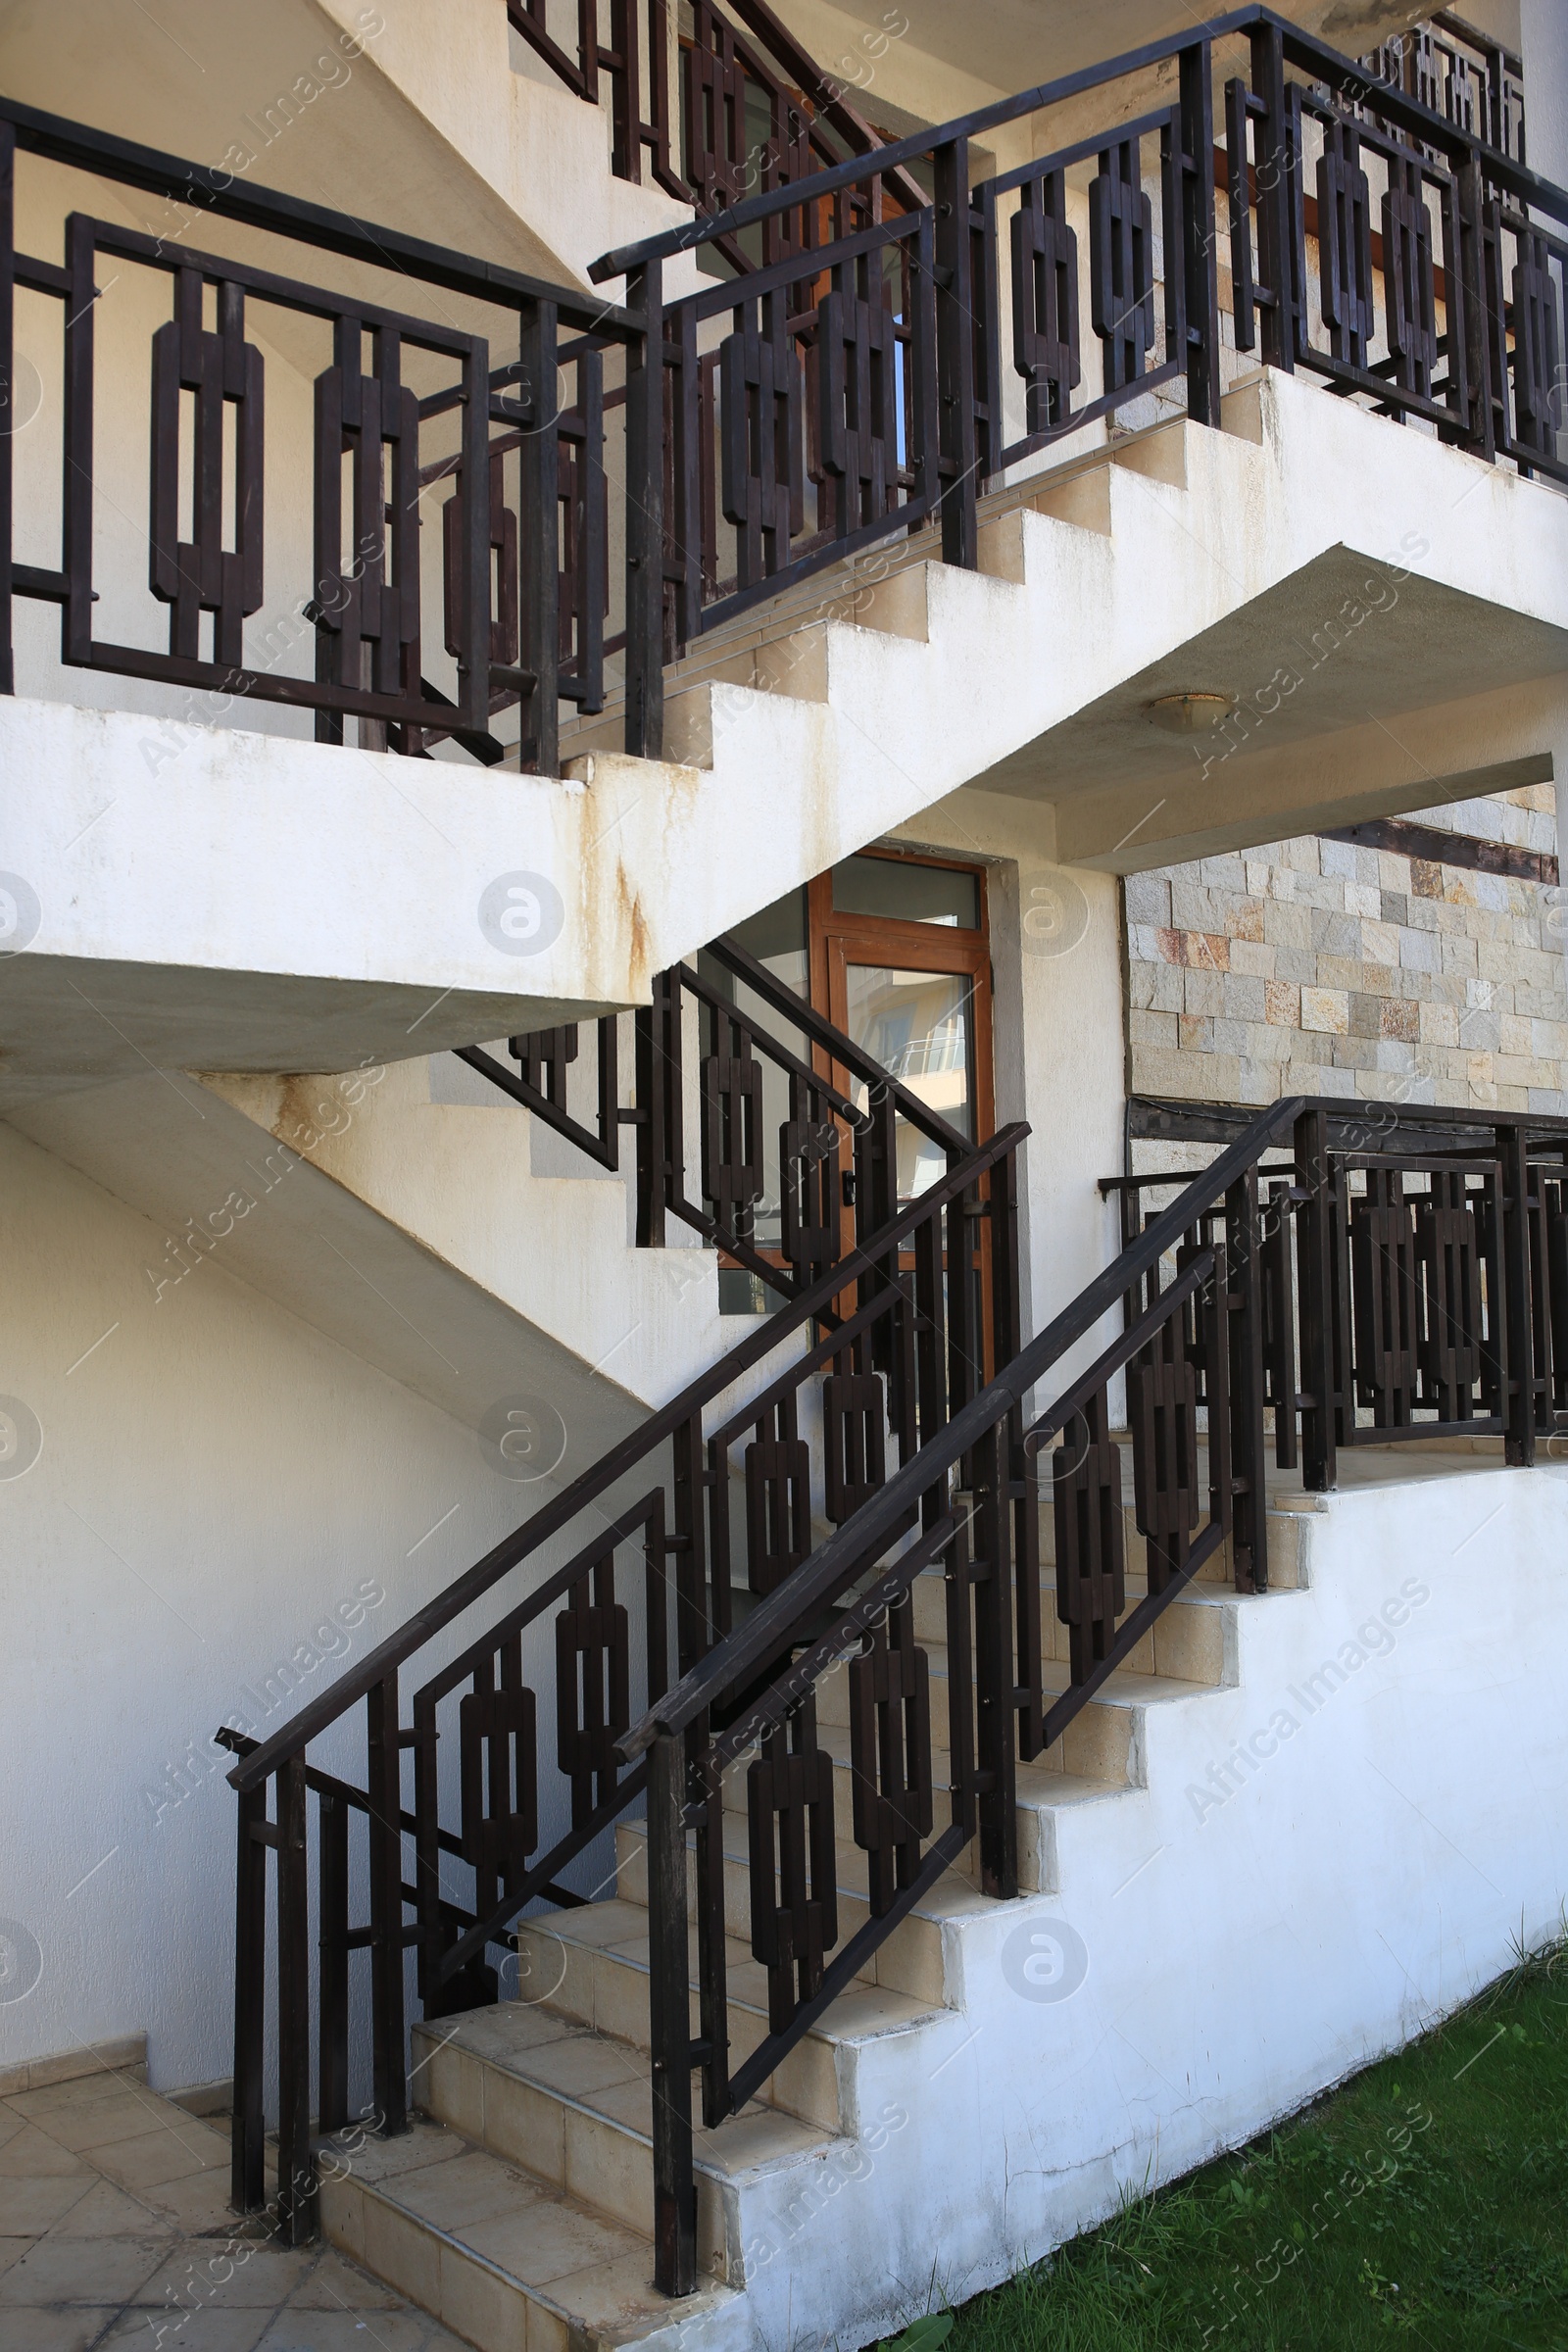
[1124, 786, 1568, 1117]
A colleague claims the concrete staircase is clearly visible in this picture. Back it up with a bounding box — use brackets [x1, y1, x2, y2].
[318, 1487, 1320, 2352]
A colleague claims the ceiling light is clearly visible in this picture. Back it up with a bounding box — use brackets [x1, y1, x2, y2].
[1148, 692, 1233, 735]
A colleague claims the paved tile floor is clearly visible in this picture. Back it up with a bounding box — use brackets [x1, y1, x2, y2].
[0, 2068, 469, 2352]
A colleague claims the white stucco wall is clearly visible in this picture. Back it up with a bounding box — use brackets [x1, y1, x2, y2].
[0, 1118, 548, 2088]
[650, 1464, 1568, 2352]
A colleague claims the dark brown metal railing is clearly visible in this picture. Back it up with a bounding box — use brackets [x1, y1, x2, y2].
[590, 3, 1568, 755]
[622, 1088, 1568, 2291]
[4, 18, 1564, 772]
[219, 1041, 1026, 2243]
[1118, 1093, 1568, 1487]
[456, 930, 970, 1300]
[0, 94, 644, 776]
[219, 1078, 1568, 2270]
[506, 0, 923, 244]
[1359, 14, 1525, 166]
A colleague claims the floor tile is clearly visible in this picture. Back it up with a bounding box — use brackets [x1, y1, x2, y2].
[0, 2233, 169, 2309]
[42, 2185, 171, 2241]
[89, 2135, 224, 2195]
[253, 2311, 468, 2352]
[98, 2309, 273, 2352]
[0, 2307, 122, 2351]
[0, 2132, 95, 2181]
[0, 2176, 95, 2234]
[7, 2077, 136, 2123]
[132, 2175, 236, 2238]
[35, 2099, 175, 2158]
[131, 2247, 315, 2313]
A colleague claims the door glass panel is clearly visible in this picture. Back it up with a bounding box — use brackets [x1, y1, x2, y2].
[832, 856, 980, 930]
[845, 964, 973, 1202]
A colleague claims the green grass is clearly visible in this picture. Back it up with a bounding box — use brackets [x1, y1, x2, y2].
[944, 1934, 1568, 2352]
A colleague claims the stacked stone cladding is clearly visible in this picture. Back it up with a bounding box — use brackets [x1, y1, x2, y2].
[1124, 786, 1568, 1116]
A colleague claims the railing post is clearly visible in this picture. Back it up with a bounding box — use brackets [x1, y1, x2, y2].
[646, 1730, 697, 2296]
[231, 1779, 269, 2213]
[1179, 38, 1222, 430]
[366, 1676, 408, 2136]
[1500, 1124, 1537, 1465]
[1455, 152, 1498, 462]
[1295, 1107, 1338, 1492]
[275, 1754, 316, 2244]
[1225, 1166, 1270, 1591]
[318, 1788, 351, 2138]
[457, 331, 495, 739]
[636, 966, 682, 1248]
[932, 136, 978, 569]
[973, 1420, 1018, 1900]
[517, 297, 561, 776]
[609, 0, 642, 182]
[1249, 20, 1298, 373]
[624, 257, 665, 759]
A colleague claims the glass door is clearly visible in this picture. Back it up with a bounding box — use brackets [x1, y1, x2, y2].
[810, 853, 995, 1368]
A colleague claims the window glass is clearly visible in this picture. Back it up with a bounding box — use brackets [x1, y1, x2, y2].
[844, 964, 973, 1202]
[831, 855, 979, 929]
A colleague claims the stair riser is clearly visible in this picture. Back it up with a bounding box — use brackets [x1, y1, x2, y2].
[906, 1571, 1232, 1686]
[410, 2024, 733, 2262]
[322, 2172, 580, 2352]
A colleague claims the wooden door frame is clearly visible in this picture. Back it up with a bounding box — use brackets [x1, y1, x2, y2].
[806, 853, 997, 1375]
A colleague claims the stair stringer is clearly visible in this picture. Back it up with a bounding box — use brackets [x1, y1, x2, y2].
[198, 1055, 748, 1414]
[705, 1464, 1568, 2347]
[561, 372, 1568, 960]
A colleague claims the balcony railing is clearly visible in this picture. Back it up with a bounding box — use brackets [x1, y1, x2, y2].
[507, 0, 925, 245]
[1359, 12, 1526, 165]
[2, 9, 1565, 778]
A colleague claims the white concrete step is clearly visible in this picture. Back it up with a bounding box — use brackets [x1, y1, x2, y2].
[511, 1896, 943, 2134]
[319, 2112, 739, 2352]
[404, 1999, 848, 2282]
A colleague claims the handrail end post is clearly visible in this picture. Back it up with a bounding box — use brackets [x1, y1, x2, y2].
[647, 1730, 697, 2296]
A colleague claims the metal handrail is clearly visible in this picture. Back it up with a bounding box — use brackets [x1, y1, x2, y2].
[704, 932, 971, 1156]
[0, 95, 636, 334]
[589, 3, 1568, 282]
[622, 1094, 1303, 1751]
[226, 1117, 1027, 1793]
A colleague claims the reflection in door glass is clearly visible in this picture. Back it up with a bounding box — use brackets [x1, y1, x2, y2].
[845, 965, 973, 1201]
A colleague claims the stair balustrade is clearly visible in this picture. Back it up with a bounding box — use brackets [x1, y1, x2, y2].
[1357, 13, 1526, 165]
[622, 1088, 1568, 2287]
[1119, 1094, 1568, 1485]
[219, 1085, 1568, 2274]
[505, 0, 924, 240]
[456, 931, 973, 1301]
[3, 17, 1565, 768]
[218, 972, 1028, 2244]
[592, 2, 1567, 750]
